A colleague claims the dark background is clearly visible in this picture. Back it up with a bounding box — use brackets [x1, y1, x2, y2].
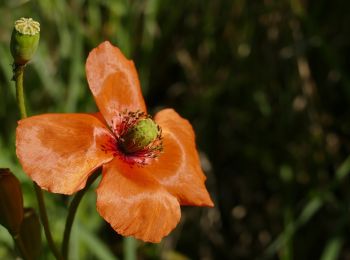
[1, 0, 350, 259]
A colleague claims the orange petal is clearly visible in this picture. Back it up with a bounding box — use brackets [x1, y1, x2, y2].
[86, 41, 146, 125]
[96, 159, 181, 243]
[134, 109, 214, 207]
[16, 114, 115, 194]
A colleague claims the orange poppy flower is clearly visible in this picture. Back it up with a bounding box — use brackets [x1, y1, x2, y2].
[16, 41, 213, 242]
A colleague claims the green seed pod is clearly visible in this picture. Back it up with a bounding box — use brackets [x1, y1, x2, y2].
[10, 17, 40, 65]
[121, 118, 160, 153]
[0, 168, 24, 235]
[20, 208, 42, 260]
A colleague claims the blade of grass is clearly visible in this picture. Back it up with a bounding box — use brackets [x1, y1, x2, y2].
[320, 236, 343, 260]
[75, 222, 117, 260]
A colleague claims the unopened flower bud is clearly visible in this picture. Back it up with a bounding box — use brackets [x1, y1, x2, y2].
[0, 168, 24, 235]
[10, 17, 40, 65]
[20, 208, 42, 260]
[120, 118, 160, 153]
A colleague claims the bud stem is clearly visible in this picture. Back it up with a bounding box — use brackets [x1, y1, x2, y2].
[13, 56, 63, 260]
[12, 68, 27, 260]
[13, 65, 27, 118]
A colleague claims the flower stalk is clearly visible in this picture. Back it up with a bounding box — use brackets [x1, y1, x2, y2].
[11, 18, 63, 260]
[14, 64, 63, 260]
[14, 63, 63, 260]
[62, 172, 100, 259]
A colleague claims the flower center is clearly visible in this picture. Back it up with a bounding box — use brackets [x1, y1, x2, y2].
[119, 118, 159, 154]
[111, 111, 163, 165]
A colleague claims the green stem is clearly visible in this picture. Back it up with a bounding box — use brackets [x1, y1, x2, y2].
[62, 172, 100, 259]
[14, 65, 27, 118]
[13, 234, 30, 260]
[13, 64, 63, 260]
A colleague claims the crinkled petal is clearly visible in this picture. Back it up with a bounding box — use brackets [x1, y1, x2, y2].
[132, 109, 214, 207]
[96, 159, 181, 243]
[86, 41, 146, 126]
[16, 114, 115, 194]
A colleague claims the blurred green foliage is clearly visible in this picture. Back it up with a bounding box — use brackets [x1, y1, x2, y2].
[1, 0, 350, 259]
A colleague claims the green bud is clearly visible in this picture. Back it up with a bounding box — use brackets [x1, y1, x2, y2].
[20, 208, 42, 260]
[0, 168, 24, 235]
[10, 17, 40, 65]
[121, 118, 159, 153]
